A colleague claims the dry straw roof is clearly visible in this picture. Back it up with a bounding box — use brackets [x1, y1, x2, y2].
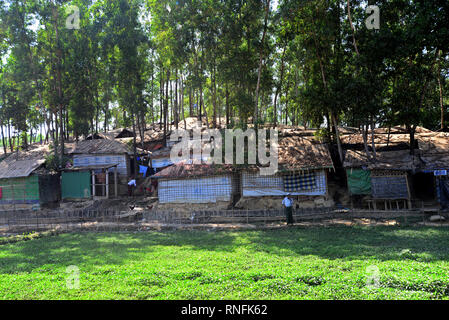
[417, 132, 449, 154]
[278, 136, 334, 171]
[152, 161, 235, 179]
[340, 132, 411, 147]
[151, 127, 334, 174]
[71, 139, 132, 155]
[86, 128, 135, 140]
[343, 149, 422, 171]
[418, 132, 449, 170]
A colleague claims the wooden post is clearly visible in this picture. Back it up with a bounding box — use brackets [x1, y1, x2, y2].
[405, 174, 412, 209]
[325, 170, 329, 200]
[106, 169, 109, 199]
[114, 166, 118, 197]
[92, 170, 96, 198]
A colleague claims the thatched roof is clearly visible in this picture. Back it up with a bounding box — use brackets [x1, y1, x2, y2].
[152, 161, 235, 179]
[417, 132, 449, 153]
[343, 149, 422, 171]
[86, 128, 135, 141]
[150, 129, 334, 172]
[278, 136, 334, 171]
[340, 133, 411, 146]
[418, 132, 449, 170]
[70, 139, 132, 155]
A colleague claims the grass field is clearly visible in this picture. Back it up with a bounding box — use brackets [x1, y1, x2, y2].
[1, 226, 449, 300]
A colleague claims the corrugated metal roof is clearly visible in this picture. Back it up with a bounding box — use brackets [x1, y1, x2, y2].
[71, 139, 133, 155]
[0, 159, 46, 179]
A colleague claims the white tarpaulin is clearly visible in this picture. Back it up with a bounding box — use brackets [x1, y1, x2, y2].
[242, 171, 327, 197]
[159, 175, 232, 204]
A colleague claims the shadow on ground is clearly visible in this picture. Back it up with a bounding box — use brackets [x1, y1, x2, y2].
[1, 226, 448, 274]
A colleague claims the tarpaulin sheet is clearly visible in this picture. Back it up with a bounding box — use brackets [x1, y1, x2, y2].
[242, 171, 327, 197]
[159, 175, 232, 204]
[371, 176, 409, 199]
[346, 169, 372, 195]
[38, 174, 61, 203]
[62, 171, 91, 199]
[0, 176, 40, 204]
[139, 165, 148, 176]
[152, 158, 173, 169]
[437, 177, 449, 209]
[284, 173, 316, 192]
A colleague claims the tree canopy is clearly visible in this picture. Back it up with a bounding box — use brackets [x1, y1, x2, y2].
[0, 0, 448, 166]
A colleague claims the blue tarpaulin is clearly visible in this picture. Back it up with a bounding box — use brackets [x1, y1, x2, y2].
[139, 165, 148, 176]
[284, 173, 316, 192]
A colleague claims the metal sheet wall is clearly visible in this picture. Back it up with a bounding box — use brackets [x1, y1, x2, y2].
[62, 171, 91, 199]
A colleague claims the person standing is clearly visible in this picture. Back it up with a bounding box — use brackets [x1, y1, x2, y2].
[282, 193, 294, 225]
[128, 177, 137, 196]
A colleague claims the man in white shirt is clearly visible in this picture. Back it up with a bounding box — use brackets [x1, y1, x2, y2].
[128, 178, 137, 196]
[282, 193, 294, 225]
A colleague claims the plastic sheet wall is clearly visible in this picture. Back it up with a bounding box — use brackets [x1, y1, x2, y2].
[61, 171, 91, 199]
[159, 175, 233, 204]
[0, 176, 40, 204]
[242, 171, 327, 197]
[346, 169, 372, 195]
[73, 154, 128, 175]
[371, 176, 410, 199]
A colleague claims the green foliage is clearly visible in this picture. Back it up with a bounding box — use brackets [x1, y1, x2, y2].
[1, 227, 449, 299]
[45, 153, 71, 171]
[0, 0, 448, 152]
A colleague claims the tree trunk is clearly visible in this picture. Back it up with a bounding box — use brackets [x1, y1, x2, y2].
[370, 116, 377, 161]
[311, 15, 343, 163]
[438, 51, 445, 129]
[347, 0, 360, 55]
[254, 0, 270, 130]
[189, 86, 193, 118]
[174, 69, 179, 130]
[0, 121, 6, 155]
[160, 68, 164, 130]
[164, 69, 170, 147]
[361, 124, 372, 162]
[199, 85, 203, 123]
[274, 45, 286, 128]
[212, 62, 217, 128]
[225, 83, 230, 127]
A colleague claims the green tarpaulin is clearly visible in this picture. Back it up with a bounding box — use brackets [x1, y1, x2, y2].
[346, 169, 372, 195]
[62, 171, 91, 199]
[0, 176, 40, 204]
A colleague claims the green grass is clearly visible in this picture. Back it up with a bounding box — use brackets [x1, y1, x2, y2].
[1, 226, 449, 300]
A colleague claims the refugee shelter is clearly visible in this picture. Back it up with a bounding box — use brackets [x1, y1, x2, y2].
[152, 161, 236, 204]
[86, 128, 135, 140]
[240, 135, 334, 208]
[343, 149, 421, 209]
[61, 164, 119, 200]
[70, 139, 133, 195]
[0, 145, 60, 210]
[149, 147, 174, 172]
[418, 132, 449, 209]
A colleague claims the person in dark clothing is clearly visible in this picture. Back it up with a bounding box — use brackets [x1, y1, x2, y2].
[282, 193, 294, 225]
[128, 178, 137, 197]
